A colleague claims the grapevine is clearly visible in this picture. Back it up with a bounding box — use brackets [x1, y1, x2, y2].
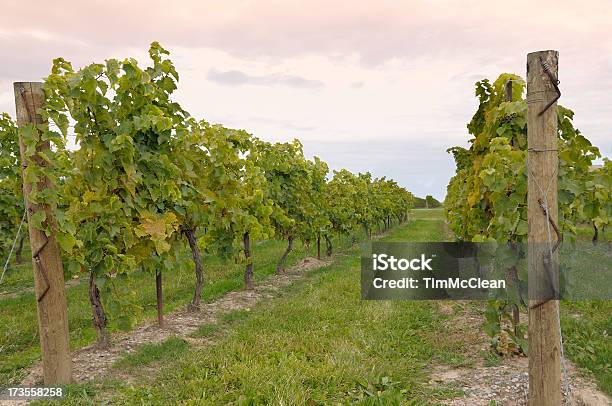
[0, 43, 414, 347]
[445, 73, 609, 354]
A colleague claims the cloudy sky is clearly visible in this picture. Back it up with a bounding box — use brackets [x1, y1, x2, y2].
[1, 0, 611, 199]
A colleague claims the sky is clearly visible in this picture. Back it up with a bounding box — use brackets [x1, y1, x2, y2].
[1, 0, 611, 200]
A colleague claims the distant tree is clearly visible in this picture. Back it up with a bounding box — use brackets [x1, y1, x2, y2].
[412, 196, 427, 208]
[425, 195, 441, 208]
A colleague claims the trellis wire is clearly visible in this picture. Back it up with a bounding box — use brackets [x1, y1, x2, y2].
[0, 210, 27, 285]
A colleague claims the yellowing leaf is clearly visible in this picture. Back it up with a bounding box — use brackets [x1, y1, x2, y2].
[83, 190, 96, 204]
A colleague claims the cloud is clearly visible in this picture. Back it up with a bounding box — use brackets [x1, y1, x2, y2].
[209, 114, 318, 134]
[206, 69, 324, 89]
[2, 0, 610, 67]
[0, 0, 611, 200]
[248, 117, 318, 132]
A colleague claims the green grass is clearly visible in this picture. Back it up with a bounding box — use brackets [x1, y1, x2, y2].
[561, 301, 612, 394]
[112, 337, 189, 372]
[0, 247, 34, 294]
[189, 309, 255, 339]
[44, 209, 467, 404]
[559, 224, 612, 395]
[191, 323, 221, 339]
[382, 213, 446, 242]
[219, 308, 253, 324]
[410, 208, 447, 220]
[0, 233, 355, 387]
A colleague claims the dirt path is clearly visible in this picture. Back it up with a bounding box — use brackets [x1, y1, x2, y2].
[430, 303, 611, 406]
[20, 256, 330, 386]
[431, 358, 610, 406]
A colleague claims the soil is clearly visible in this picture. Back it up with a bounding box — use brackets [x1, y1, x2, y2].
[429, 303, 611, 406]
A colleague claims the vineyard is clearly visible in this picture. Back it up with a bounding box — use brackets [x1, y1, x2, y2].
[0, 44, 610, 405]
[0, 43, 413, 385]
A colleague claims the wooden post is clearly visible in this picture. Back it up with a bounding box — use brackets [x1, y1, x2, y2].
[14, 82, 72, 384]
[526, 51, 561, 405]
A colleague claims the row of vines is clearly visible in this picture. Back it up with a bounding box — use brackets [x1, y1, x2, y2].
[445, 73, 611, 354]
[0, 43, 414, 347]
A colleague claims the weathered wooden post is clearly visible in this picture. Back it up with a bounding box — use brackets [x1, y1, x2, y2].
[14, 82, 72, 384]
[526, 51, 562, 405]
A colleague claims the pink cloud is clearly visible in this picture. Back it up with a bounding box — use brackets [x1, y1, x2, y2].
[0, 0, 610, 199]
[1, 0, 610, 65]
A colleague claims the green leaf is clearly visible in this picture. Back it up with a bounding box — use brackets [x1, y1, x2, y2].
[30, 211, 46, 230]
[515, 220, 528, 236]
[56, 231, 77, 253]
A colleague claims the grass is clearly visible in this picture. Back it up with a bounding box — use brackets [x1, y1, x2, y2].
[40, 209, 468, 405]
[410, 208, 447, 220]
[561, 301, 612, 394]
[112, 337, 189, 372]
[189, 309, 255, 339]
[0, 247, 34, 294]
[0, 232, 357, 387]
[480, 349, 503, 367]
[558, 223, 612, 395]
[383, 209, 446, 242]
[191, 323, 221, 339]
